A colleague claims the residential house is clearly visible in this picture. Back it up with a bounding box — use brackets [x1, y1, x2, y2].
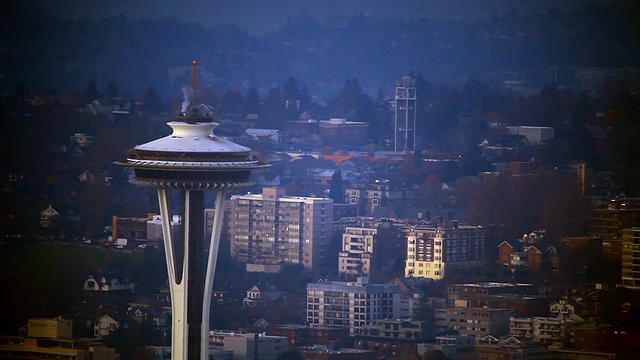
[478, 134, 529, 160]
[128, 306, 168, 327]
[243, 283, 286, 308]
[94, 313, 132, 338]
[212, 287, 244, 305]
[549, 299, 584, 322]
[39, 205, 60, 227]
[244, 128, 281, 144]
[70, 132, 95, 147]
[84, 271, 136, 294]
[498, 241, 560, 273]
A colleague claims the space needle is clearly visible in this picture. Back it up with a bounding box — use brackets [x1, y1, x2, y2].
[116, 61, 268, 359]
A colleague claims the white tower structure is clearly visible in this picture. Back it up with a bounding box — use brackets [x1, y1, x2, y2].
[116, 61, 267, 360]
[394, 76, 417, 152]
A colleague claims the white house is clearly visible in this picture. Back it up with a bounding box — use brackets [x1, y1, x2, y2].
[506, 126, 554, 145]
[245, 128, 280, 144]
[243, 283, 286, 308]
[39, 205, 60, 227]
[84, 272, 136, 293]
[94, 313, 131, 337]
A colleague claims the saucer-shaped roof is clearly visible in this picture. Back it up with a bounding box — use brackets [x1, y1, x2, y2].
[116, 119, 268, 190]
[135, 121, 250, 154]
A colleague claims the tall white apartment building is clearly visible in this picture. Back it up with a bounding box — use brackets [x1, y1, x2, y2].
[229, 187, 333, 272]
[404, 220, 486, 280]
[306, 277, 401, 335]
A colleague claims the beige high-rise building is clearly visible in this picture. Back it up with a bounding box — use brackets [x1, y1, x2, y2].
[622, 227, 640, 289]
[229, 187, 333, 272]
[404, 220, 486, 280]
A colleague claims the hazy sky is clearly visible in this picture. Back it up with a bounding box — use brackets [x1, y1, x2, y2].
[31, 0, 595, 35]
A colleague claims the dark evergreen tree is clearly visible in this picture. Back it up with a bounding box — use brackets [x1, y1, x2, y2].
[569, 92, 598, 167]
[262, 87, 285, 128]
[141, 86, 163, 114]
[221, 89, 245, 115]
[283, 76, 299, 101]
[275, 347, 304, 360]
[299, 84, 312, 111]
[246, 87, 260, 114]
[105, 81, 119, 98]
[329, 169, 344, 204]
[283, 77, 301, 120]
[84, 78, 99, 103]
[103, 320, 163, 360]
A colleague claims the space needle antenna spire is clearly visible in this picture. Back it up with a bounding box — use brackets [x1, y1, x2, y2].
[116, 60, 268, 359]
[191, 60, 197, 109]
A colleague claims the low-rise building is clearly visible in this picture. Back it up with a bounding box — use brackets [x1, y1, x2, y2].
[476, 335, 616, 360]
[354, 319, 429, 359]
[306, 277, 401, 335]
[387, 277, 438, 319]
[509, 316, 573, 345]
[209, 331, 286, 360]
[300, 346, 375, 360]
[346, 181, 417, 217]
[0, 318, 116, 360]
[268, 324, 349, 348]
[417, 335, 475, 358]
[318, 118, 369, 146]
[446, 282, 547, 317]
[434, 307, 513, 337]
[112, 214, 153, 241]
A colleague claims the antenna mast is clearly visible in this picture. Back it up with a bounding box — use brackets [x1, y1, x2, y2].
[191, 60, 197, 108]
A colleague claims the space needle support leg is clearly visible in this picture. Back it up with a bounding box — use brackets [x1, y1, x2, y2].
[158, 188, 188, 359]
[201, 189, 227, 359]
